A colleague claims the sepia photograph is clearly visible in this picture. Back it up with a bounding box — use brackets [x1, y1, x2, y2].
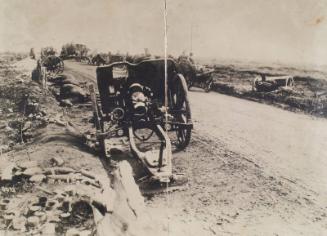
[0, 0, 327, 235]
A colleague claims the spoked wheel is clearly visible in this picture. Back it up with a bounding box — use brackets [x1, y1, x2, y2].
[89, 84, 107, 158]
[55, 60, 64, 74]
[205, 79, 213, 93]
[186, 76, 193, 90]
[170, 74, 192, 150]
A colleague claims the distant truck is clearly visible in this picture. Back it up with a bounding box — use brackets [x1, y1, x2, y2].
[252, 74, 294, 92]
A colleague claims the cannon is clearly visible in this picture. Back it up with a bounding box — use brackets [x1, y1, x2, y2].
[177, 58, 214, 92]
[252, 74, 294, 92]
[90, 59, 192, 183]
[92, 54, 106, 66]
[42, 55, 64, 74]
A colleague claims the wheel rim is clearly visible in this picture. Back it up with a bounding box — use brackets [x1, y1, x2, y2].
[171, 74, 191, 149]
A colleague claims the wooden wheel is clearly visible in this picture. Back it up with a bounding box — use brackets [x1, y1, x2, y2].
[204, 79, 213, 92]
[55, 60, 64, 74]
[89, 84, 107, 158]
[170, 74, 192, 150]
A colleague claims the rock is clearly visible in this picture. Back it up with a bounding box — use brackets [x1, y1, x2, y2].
[27, 216, 39, 227]
[0, 145, 9, 153]
[60, 99, 73, 107]
[42, 223, 56, 235]
[1, 163, 16, 181]
[5, 125, 13, 131]
[12, 217, 26, 230]
[29, 205, 41, 212]
[22, 121, 32, 131]
[3, 213, 15, 220]
[0, 199, 10, 210]
[65, 228, 80, 236]
[18, 160, 38, 169]
[79, 230, 92, 236]
[40, 110, 47, 116]
[35, 211, 47, 223]
[0, 123, 6, 129]
[23, 167, 43, 176]
[51, 156, 64, 167]
[60, 212, 70, 219]
[29, 174, 46, 183]
[48, 212, 61, 223]
[3, 213, 15, 226]
[34, 211, 44, 217]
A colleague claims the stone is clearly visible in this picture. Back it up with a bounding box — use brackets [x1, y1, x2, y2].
[23, 167, 43, 176]
[51, 156, 64, 167]
[42, 223, 56, 235]
[1, 163, 16, 181]
[48, 214, 61, 223]
[65, 228, 80, 236]
[22, 121, 32, 131]
[29, 205, 41, 212]
[60, 212, 70, 219]
[60, 99, 73, 107]
[0, 199, 10, 210]
[18, 160, 38, 169]
[27, 216, 39, 227]
[30, 174, 46, 183]
[79, 230, 92, 236]
[35, 211, 47, 223]
[12, 217, 26, 230]
[3, 213, 15, 221]
[0, 145, 9, 153]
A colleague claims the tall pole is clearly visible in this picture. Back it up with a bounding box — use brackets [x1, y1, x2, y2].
[164, 0, 168, 117]
[190, 23, 193, 53]
[163, 1, 170, 235]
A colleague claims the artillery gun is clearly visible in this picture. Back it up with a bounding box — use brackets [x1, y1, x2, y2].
[252, 74, 294, 92]
[41, 55, 64, 74]
[177, 57, 214, 92]
[90, 59, 192, 183]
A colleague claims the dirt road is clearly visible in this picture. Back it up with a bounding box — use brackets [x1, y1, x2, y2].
[64, 61, 327, 236]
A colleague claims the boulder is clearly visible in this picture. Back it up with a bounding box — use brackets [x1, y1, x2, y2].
[18, 160, 38, 169]
[26, 216, 40, 227]
[12, 217, 26, 231]
[42, 223, 56, 235]
[51, 156, 65, 167]
[29, 174, 46, 183]
[23, 167, 43, 176]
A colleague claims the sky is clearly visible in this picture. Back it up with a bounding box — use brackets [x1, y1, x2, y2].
[0, 0, 327, 65]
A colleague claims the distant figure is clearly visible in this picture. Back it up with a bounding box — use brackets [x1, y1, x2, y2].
[29, 48, 36, 60]
[261, 74, 266, 81]
[188, 52, 194, 64]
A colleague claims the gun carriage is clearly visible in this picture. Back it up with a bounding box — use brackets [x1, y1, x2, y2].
[42, 55, 64, 74]
[90, 59, 193, 183]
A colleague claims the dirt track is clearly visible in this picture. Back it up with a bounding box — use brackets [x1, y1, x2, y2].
[64, 61, 327, 236]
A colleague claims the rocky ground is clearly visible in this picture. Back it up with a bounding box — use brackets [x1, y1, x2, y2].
[0, 57, 326, 236]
